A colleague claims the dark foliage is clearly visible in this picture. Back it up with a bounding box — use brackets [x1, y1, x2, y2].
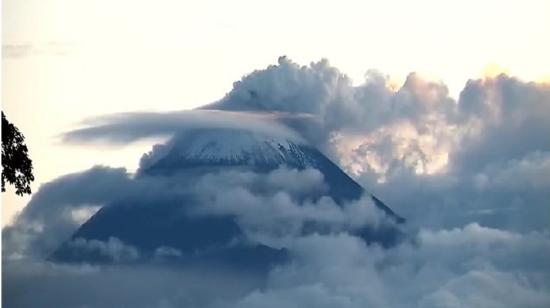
[2, 112, 34, 195]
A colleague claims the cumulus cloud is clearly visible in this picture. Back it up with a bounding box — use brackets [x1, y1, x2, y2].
[204, 56, 550, 232]
[2, 166, 133, 259]
[227, 226, 550, 308]
[3, 163, 394, 262]
[207, 57, 460, 157]
[4, 57, 550, 307]
[209, 57, 549, 179]
[3, 165, 202, 260]
[2, 163, 403, 307]
[3, 209, 548, 308]
[6, 224, 547, 308]
[200, 57, 548, 235]
[188, 167, 391, 246]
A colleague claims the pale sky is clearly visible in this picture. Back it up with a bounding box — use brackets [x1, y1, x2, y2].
[2, 0, 550, 225]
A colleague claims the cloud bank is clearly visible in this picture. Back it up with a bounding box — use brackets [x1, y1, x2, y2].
[210, 56, 550, 233]
[4, 57, 550, 307]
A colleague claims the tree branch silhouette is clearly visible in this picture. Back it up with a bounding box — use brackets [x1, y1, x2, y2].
[2, 112, 34, 195]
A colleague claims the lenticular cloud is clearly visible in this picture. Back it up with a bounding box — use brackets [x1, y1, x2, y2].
[3, 57, 550, 308]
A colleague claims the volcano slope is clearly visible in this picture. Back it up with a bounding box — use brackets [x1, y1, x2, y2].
[50, 128, 405, 272]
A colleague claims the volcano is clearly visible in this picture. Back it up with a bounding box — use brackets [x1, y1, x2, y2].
[50, 128, 405, 271]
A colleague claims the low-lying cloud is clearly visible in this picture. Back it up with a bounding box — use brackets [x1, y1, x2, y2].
[228, 227, 550, 308]
[5, 223, 549, 307]
[3, 165, 393, 262]
[4, 57, 550, 307]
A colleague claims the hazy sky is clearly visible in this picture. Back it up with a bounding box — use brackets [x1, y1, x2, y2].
[2, 0, 550, 225]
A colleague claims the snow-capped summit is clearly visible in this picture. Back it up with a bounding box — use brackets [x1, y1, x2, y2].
[139, 128, 312, 173]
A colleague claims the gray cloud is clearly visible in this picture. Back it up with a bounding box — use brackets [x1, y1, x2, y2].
[188, 167, 392, 247]
[2, 166, 133, 259]
[2, 162, 403, 307]
[62, 110, 308, 145]
[4, 57, 550, 307]
[2, 42, 77, 59]
[2, 260, 263, 308]
[3, 163, 394, 262]
[227, 226, 550, 308]
[208, 57, 459, 155]
[4, 225, 549, 308]
[2, 43, 33, 59]
[206, 58, 549, 235]
[348, 76, 550, 233]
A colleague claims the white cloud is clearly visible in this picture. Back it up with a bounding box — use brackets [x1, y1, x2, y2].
[188, 167, 393, 247]
[62, 109, 306, 145]
[4, 57, 550, 307]
[68, 237, 140, 262]
[4, 225, 549, 307]
[227, 225, 550, 308]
